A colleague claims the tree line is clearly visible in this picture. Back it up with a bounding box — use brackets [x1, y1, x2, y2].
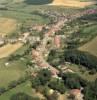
[64, 50, 97, 71]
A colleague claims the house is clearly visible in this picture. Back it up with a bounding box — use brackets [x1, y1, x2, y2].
[8, 38, 18, 44]
[18, 32, 30, 43]
[54, 35, 61, 48]
[0, 37, 5, 46]
[32, 49, 40, 57]
[28, 36, 40, 44]
[0, 39, 5, 46]
[69, 89, 84, 100]
[32, 24, 45, 32]
[59, 65, 74, 73]
[48, 66, 59, 78]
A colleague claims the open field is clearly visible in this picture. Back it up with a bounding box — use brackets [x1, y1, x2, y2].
[0, 58, 27, 87]
[79, 36, 97, 56]
[68, 64, 97, 81]
[0, 81, 33, 100]
[0, 43, 23, 58]
[49, 0, 96, 8]
[0, 81, 44, 100]
[0, 18, 17, 36]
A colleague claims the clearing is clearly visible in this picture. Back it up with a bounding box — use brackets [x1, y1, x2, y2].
[50, 0, 95, 8]
[79, 36, 97, 56]
[0, 42, 23, 58]
[0, 18, 17, 36]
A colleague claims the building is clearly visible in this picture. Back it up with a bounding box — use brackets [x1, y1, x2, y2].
[69, 89, 84, 100]
[31, 24, 45, 32]
[54, 35, 61, 48]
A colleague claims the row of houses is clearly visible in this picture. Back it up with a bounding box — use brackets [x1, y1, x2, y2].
[32, 49, 59, 78]
[31, 13, 68, 77]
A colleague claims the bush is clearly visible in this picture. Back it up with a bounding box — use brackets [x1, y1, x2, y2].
[48, 79, 66, 94]
[8, 81, 18, 89]
[0, 87, 6, 95]
[61, 73, 88, 89]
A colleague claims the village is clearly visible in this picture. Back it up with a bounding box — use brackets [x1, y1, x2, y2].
[0, 7, 97, 100]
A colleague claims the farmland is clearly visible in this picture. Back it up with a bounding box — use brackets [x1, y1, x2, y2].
[0, 18, 17, 36]
[79, 36, 97, 56]
[0, 43, 23, 58]
[0, 81, 33, 100]
[0, 59, 26, 87]
[50, 0, 95, 8]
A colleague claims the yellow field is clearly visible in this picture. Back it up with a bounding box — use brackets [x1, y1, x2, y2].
[50, 0, 95, 8]
[0, 18, 17, 36]
[13, 0, 24, 3]
[0, 42, 23, 58]
[79, 36, 97, 56]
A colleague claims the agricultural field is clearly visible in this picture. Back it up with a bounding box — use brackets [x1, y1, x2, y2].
[79, 36, 97, 56]
[50, 0, 95, 8]
[0, 81, 33, 100]
[0, 18, 17, 36]
[0, 59, 26, 87]
[0, 43, 23, 58]
[67, 64, 97, 81]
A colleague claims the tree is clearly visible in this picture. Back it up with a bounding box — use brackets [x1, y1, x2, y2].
[8, 81, 18, 89]
[62, 73, 87, 89]
[48, 79, 66, 94]
[84, 79, 97, 100]
[31, 77, 41, 89]
[64, 50, 97, 71]
[37, 69, 51, 85]
[0, 87, 6, 95]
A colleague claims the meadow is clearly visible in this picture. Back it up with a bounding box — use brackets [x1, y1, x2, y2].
[0, 81, 33, 100]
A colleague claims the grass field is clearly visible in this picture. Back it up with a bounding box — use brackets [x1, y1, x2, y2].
[0, 58, 27, 87]
[0, 81, 45, 100]
[0, 81, 33, 100]
[0, 43, 23, 58]
[0, 17, 17, 36]
[79, 36, 97, 56]
[68, 64, 97, 81]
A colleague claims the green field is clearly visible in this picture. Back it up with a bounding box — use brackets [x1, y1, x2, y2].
[67, 64, 97, 81]
[0, 81, 33, 100]
[0, 58, 27, 87]
[0, 43, 31, 87]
